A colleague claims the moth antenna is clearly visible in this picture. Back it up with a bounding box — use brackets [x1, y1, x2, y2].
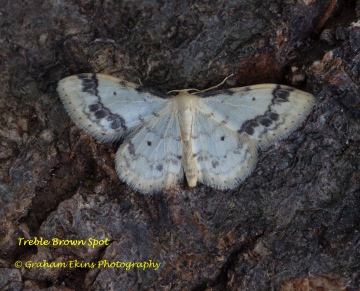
[167, 74, 235, 95]
[193, 73, 235, 95]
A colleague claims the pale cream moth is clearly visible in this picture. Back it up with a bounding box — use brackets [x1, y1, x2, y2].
[58, 74, 315, 194]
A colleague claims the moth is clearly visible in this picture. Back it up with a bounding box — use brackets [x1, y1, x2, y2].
[58, 73, 315, 194]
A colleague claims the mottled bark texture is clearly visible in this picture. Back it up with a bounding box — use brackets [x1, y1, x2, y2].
[0, 0, 359, 290]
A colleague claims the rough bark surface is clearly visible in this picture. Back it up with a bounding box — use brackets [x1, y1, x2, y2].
[0, 0, 359, 290]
